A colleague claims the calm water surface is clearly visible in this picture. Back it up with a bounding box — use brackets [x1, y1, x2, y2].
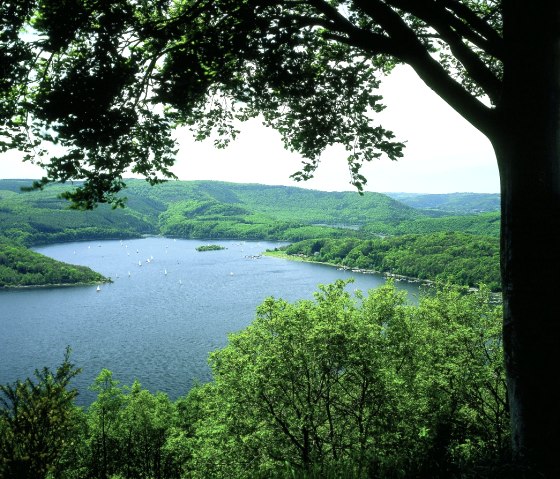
[0, 238, 420, 405]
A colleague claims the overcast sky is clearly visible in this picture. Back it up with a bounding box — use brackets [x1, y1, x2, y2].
[1, 65, 500, 194]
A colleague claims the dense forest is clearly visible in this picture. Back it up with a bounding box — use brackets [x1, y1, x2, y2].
[0, 179, 500, 288]
[0, 179, 499, 245]
[1, 282, 510, 479]
[0, 239, 107, 287]
[387, 193, 500, 214]
[0, 180, 510, 476]
[276, 232, 500, 291]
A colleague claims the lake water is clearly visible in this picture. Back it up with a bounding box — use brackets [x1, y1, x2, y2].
[0, 237, 420, 405]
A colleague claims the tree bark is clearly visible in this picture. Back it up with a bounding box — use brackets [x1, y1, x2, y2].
[494, 3, 560, 475]
[496, 137, 560, 477]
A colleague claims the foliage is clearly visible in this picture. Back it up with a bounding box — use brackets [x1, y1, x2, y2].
[387, 193, 501, 215]
[0, 347, 82, 479]
[282, 232, 501, 291]
[73, 370, 183, 479]
[0, 0, 409, 206]
[0, 1, 506, 209]
[196, 244, 226, 252]
[182, 281, 508, 478]
[0, 180, 155, 246]
[4, 1, 559, 472]
[0, 179, 500, 288]
[0, 238, 108, 287]
[0, 179, 499, 247]
[0, 282, 509, 478]
[361, 212, 500, 238]
[157, 197, 357, 241]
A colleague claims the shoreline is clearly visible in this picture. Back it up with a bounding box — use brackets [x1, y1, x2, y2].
[0, 278, 112, 290]
[264, 250, 502, 302]
[264, 250, 432, 286]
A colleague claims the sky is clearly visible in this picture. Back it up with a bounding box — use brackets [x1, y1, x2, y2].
[1, 65, 500, 194]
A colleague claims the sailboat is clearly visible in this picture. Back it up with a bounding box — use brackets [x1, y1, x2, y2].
[96, 285, 101, 292]
[138, 261, 142, 267]
[164, 269, 168, 275]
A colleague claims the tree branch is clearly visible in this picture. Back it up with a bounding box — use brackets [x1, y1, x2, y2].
[352, 0, 496, 136]
[438, 0, 503, 50]
[306, 0, 401, 57]
[384, 0, 502, 103]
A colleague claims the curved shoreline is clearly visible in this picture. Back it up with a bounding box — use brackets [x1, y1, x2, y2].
[0, 278, 112, 290]
[264, 250, 432, 286]
[264, 251, 502, 304]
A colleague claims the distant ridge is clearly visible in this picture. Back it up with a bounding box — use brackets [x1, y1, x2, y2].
[386, 192, 500, 214]
[1, 179, 499, 247]
[0, 179, 500, 288]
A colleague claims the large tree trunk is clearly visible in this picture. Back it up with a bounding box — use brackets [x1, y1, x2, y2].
[496, 139, 560, 477]
[495, 3, 560, 475]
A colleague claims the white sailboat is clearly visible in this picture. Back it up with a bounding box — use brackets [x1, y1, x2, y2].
[96, 285, 101, 292]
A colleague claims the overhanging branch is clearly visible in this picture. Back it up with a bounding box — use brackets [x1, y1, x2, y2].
[384, 0, 502, 103]
[351, 0, 495, 135]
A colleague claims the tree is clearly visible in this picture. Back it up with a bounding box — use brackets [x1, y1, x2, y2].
[87, 369, 125, 479]
[83, 373, 181, 479]
[118, 380, 178, 479]
[182, 281, 507, 477]
[0, 347, 82, 479]
[0, 0, 557, 474]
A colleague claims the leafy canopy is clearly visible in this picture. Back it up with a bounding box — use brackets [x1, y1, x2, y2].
[1, 1, 502, 207]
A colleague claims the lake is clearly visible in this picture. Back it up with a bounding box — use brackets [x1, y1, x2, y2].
[0, 237, 420, 405]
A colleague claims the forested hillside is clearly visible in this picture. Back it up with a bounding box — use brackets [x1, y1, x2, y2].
[0, 179, 500, 288]
[0, 180, 156, 245]
[361, 211, 500, 237]
[1, 179, 499, 243]
[387, 192, 500, 214]
[277, 231, 501, 291]
[0, 239, 107, 287]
